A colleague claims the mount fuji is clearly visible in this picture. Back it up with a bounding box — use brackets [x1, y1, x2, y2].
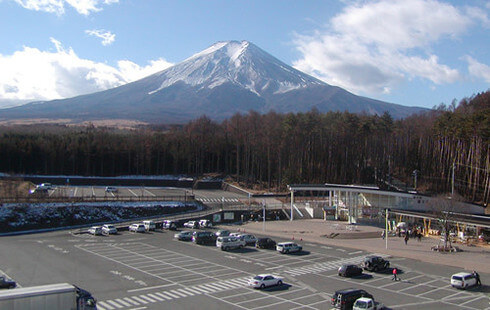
[0, 40, 424, 123]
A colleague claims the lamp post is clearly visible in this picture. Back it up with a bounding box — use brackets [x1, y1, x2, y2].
[412, 170, 419, 191]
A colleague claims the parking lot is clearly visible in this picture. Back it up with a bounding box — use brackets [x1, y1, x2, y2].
[1, 224, 489, 310]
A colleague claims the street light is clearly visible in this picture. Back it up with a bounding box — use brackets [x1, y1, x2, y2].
[412, 170, 419, 191]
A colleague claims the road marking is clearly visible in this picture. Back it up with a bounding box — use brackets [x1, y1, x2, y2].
[106, 299, 124, 308]
[348, 250, 363, 255]
[154, 292, 172, 300]
[97, 301, 115, 310]
[114, 298, 131, 307]
[321, 246, 332, 249]
[336, 248, 346, 252]
[127, 283, 176, 293]
[123, 297, 140, 305]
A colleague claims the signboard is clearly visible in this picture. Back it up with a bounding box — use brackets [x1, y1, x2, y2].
[213, 214, 221, 222]
[224, 212, 234, 220]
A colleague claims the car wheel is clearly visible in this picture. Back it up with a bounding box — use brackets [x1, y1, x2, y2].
[373, 266, 378, 272]
[277, 280, 282, 286]
[260, 284, 265, 289]
[285, 249, 289, 254]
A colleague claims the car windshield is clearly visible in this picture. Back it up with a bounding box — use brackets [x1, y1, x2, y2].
[253, 276, 264, 280]
[355, 301, 368, 309]
[452, 276, 463, 281]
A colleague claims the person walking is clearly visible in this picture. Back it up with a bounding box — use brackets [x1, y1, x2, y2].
[404, 234, 409, 245]
[392, 268, 398, 281]
[473, 270, 481, 286]
[381, 230, 385, 240]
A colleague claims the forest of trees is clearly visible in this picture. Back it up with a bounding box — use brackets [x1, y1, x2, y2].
[0, 91, 489, 206]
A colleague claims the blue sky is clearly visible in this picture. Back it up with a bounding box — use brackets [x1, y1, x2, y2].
[0, 0, 489, 110]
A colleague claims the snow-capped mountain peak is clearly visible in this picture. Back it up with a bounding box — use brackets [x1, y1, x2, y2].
[149, 40, 323, 96]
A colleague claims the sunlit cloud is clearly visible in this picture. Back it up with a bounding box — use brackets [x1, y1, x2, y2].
[292, 0, 485, 95]
[13, 0, 119, 15]
[0, 38, 173, 106]
[465, 56, 490, 83]
[85, 29, 115, 46]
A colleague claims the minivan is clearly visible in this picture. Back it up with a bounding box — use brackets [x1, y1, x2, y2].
[192, 231, 216, 245]
[216, 236, 246, 251]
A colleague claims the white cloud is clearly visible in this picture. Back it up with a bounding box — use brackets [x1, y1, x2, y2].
[0, 39, 173, 106]
[13, 0, 118, 15]
[292, 0, 477, 95]
[85, 29, 115, 46]
[465, 56, 490, 83]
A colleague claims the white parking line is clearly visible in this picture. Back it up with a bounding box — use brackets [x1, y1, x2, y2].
[348, 250, 363, 255]
[128, 188, 139, 197]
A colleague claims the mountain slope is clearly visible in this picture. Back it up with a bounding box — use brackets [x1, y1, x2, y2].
[0, 40, 425, 123]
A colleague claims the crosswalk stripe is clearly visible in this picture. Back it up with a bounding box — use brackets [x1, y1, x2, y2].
[139, 295, 157, 303]
[185, 287, 203, 295]
[123, 297, 140, 305]
[165, 291, 182, 298]
[114, 298, 131, 307]
[131, 296, 149, 304]
[191, 286, 211, 293]
[97, 301, 115, 310]
[176, 288, 194, 296]
[194, 285, 214, 293]
[209, 282, 231, 290]
[170, 289, 188, 297]
[147, 293, 164, 301]
[155, 292, 173, 300]
[106, 300, 124, 309]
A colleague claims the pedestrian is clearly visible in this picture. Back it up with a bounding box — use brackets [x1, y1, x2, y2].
[404, 234, 409, 245]
[417, 232, 422, 242]
[381, 230, 385, 240]
[473, 270, 481, 286]
[392, 268, 398, 281]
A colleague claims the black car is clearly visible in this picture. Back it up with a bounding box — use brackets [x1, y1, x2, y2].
[255, 238, 277, 249]
[0, 276, 16, 289]
[361, 255, 390, 272]
[331, 288, 373, 309]
[338, 264, 363, 277]
[192, 231, 216, 245]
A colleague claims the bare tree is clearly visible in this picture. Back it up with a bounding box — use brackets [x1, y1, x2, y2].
[429, 194, 463, 252]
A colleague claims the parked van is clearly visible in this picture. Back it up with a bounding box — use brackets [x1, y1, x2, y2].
[216, 236, 246, 251]
[143, 220, 156, 231]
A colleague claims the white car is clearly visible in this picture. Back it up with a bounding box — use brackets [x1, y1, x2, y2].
[129, 223, 146, 233]
[174, 231, 193, 241]
[239, 234, 257, 245]
[101, 224, 117, 235]
[88, 226, 102, 235]
[143, 220, 156, 231]
[451, 272, 478, 289]
[248, 274, 283, 289]
[276, 242, 302, 254]
[216, 236, 246, 251]
[183, 221, 198, 229]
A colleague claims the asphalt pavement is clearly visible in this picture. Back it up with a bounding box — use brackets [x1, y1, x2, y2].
[238, 219, 490, 273]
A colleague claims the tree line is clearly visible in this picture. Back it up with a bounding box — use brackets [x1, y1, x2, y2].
[0, 91, 488, 206]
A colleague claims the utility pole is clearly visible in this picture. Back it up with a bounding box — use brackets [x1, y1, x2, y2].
[385, 209, 389, 249]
